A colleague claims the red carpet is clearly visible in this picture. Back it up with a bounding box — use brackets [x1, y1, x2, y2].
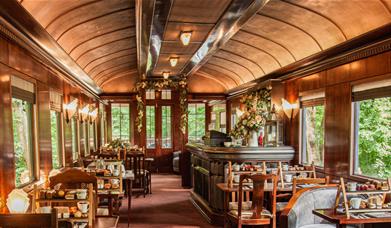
[118, 174, 219, 228]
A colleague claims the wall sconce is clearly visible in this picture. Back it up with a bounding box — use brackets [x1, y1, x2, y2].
[162, 71, 170, 79]
[88, 108, 98, 124]
[169, 57, 179, 67]
[281, 98, 299, 120]
[79, 105, 90, 123]
[63, 98, 78, 123]
[180, 31, 192, 46]
[235, 108, 244, 118]
[6, 189, 30, 213]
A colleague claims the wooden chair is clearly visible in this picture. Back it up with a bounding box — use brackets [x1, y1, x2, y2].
[227, 174, 278, 228]
[0, 209, 58, 228]
[292, 176, 330, 195]
[126, 152, 149, 197]
[49, 168, 97, 190]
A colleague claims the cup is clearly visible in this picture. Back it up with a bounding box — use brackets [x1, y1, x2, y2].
[113, 169, 120, 176]
[76, 189, 87, 199]
[234, 175, 240, 183]
[77, 201, 89, 214]
[350, 198, 362, 209]
[347, 182, 357, 192]
[232, 164, 240, 172]
[284, 174, 293, 183]
[39, 206, 52, 214]
[282, 164, 289, 171]
[111, 179, 120, 185]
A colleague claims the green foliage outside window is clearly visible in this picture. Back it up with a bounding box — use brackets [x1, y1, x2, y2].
[303, 105, 325, 167]
[146, 106, 155, 149]
[111, 104, 130, 141]
[50, 111, 61, 169]
[188, 104, 205, 142]
[12, 98, 34, 187]
[356, 97, 391, 179]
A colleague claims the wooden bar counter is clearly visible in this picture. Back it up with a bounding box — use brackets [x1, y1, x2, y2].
[182, 143, 295, 225]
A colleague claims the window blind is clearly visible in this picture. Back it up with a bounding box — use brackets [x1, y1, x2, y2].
[352, 78, 391, 101]
[299, 90, 325, 107]
[11, 76, 35, 103]
[50, 90, 63, 112]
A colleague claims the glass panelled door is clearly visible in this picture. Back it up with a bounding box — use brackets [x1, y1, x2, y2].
[146, 104, 173, 172]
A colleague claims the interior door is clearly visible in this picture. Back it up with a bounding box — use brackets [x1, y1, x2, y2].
[146, 103, 173, 172]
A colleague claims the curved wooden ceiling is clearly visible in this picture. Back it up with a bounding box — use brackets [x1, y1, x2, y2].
[20, 0, 137, 92]
[194, 0, 391, 91]
[18, 0, 391, 94]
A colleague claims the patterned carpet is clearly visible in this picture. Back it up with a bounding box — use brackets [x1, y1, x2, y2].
[117, 174, 219, 228]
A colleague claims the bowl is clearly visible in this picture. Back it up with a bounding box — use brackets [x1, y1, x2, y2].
[224, 142, 232, 147]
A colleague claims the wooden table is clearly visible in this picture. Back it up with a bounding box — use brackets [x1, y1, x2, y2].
[216, 182, 292, 227]
[313, 209, 391, 228]
[123, 171, 134, 226]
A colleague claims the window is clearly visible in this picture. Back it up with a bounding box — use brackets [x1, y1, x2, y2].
[146, 106, 155, 149]
[352, 86, 391, 179]
[146, 89, 155, 100]
[210, 104, 226, 133]
[81, 122, 89, 156]
[188, 103, 205, 142]
[111, 104, 130, 141]
[161, 90, 171, 100]
[301, 104, 325, 167]
[71, 117, 79, 161]
[12, 98, 35, 187]
[161, 106, 172, 148]
[89, 123, 96, 152]
[50, 111, 62, 169]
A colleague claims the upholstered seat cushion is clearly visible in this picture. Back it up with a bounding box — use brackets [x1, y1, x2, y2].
[229, 201, 252, 210]
[300, 224, 335, 228]
[276, 202, 288, 212]
[228, 208, 272, 219]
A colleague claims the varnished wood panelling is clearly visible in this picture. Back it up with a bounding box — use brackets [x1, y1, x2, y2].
[283, 79, 299, 164]
[0, 37, 9, 64]
[325, 63, 351, 86]
[0, 72, 14, 213]
[324, 83, 351, 178]
[106, 103, 112, 143]
[365, 51, 390, 78]
[298, 71, 326, 92]
[37, 82, 53, 174]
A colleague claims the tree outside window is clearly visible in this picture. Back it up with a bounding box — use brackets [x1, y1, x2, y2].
[50, 111, 62, 169]
[188, 103, 205, 142]
[354, 97, 391, 179]
[111, 103, 130, 141]
[301, 105, 325, 167]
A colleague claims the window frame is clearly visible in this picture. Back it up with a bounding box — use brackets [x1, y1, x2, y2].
[187, 103, 206, 143]
[50, 110, 63, 169]
[299, 99, 325, 168]
[111, 103, 130, 142]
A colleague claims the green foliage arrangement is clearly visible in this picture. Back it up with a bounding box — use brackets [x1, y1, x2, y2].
[135, 78, 188, 134]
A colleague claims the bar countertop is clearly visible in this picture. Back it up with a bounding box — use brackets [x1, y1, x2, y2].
[185, 143, 295, 161]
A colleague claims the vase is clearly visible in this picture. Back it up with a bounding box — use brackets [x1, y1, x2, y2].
[248, 130, 258, 147]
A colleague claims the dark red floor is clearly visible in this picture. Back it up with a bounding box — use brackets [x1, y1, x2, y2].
[118, 174, 219, 228]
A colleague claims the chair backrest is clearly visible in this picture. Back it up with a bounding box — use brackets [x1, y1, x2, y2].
[49, 168, 97, 190]
[280, 185, 337, 228]
[0, 209, 58, 228]
[126, 152, 145, 177]
[238, 174, 278, 219]
[98, 152, 119, 160]
[292, 176, 330, 195]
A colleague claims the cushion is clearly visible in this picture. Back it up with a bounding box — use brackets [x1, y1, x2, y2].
[229, 201, 252, 210]
[276, 202, 288, 212]
[300, 224, 335, 228]
[229, 208, 272, 219]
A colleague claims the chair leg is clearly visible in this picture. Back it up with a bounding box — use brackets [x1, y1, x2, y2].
[149, 173, 152, 194]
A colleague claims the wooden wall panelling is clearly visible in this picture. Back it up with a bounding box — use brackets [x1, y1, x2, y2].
[298, 71, 326, 93]
[324, 83, 351, 179]
[0, 36, 9, 64]
[283, 79, 300, 164]
[106, 103, 112, 143]
[37, 81, 53, 175]
[205, 103, 212, 132]
[0, 72, 14, 213]
[226, 99, 232, 132]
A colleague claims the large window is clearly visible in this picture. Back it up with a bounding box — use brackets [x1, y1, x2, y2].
[188, 103, 205, 142]
[12, 98, 35, 187]
[353, 96, 391, 179]
[146, 106, 155, 149]
[71, 117, 79, 161]
[50, 111, 62, 169]
[89, 123, 96, 152]
[161, 106, 172, 148]
[111, 103, 130, 141]
[301, 104, 325, 167]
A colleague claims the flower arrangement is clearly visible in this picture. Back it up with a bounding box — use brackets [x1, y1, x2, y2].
[107, 139, 130, 149]
[230, 88, 271, 139]
[135, 78, 188, 134]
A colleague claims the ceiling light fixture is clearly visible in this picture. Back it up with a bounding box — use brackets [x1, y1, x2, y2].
[162, 71, 170, 79]
[180, 31, 192, 46]
[169, 57, 179, 67]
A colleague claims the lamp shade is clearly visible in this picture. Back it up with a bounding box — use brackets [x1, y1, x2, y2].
[281, 98, 299, 119]
[180, 31, 192, 46]
[6, 189, 30, 213]
[63, 98, 78, 123]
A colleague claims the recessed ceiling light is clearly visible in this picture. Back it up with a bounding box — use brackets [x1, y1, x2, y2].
[180, 31, 192, 46]
[169, 57, 179, 67]
[162, 71, 170, 79]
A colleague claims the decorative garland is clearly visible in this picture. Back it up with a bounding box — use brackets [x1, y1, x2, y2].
[135, 78, 188, 134]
